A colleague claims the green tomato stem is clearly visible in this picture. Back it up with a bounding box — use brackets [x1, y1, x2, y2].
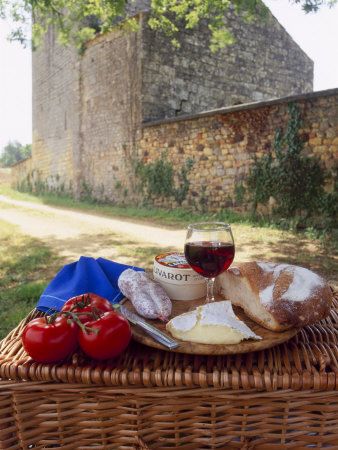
[61, 310, 100, 334]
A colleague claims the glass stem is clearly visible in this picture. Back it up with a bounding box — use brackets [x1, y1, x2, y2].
[206, 277, 216, 303]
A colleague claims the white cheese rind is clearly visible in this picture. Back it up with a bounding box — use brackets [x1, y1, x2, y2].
[166, 301, 261, 344]
[198, 302, 260, 339]
[167, 310, 198, 332]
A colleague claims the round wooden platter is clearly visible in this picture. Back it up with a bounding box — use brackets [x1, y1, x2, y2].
[121, 296, 299, 355]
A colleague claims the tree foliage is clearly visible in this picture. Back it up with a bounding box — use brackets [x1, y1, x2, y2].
[0, 0, 336, 51]
[0, 141, 31, 167]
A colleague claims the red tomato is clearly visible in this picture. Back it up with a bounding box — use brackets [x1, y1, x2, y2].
[78, 311, 131, 360]
[22, 315, 78, 363]
[61, 293, 114, 323]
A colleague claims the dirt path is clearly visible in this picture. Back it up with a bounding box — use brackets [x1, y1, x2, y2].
[0, 194, 263, 269]
[0, 195, 265, 267]
[0, 195, 187, 263]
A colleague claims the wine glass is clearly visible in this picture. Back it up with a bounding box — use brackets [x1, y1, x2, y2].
[184, 222, 235, 303]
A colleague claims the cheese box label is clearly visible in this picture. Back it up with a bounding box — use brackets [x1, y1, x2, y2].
[154, 252, 189, 269]
[154, 266, 190, 282]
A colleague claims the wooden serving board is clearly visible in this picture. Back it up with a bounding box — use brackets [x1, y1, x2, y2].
[122, 296, 299, 355]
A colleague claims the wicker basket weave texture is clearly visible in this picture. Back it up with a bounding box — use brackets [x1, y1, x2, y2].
[0, 290, 337, 448]
[1, 383, 338, 449]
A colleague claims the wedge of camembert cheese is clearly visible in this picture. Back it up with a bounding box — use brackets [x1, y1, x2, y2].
[166, 301, 262, 344]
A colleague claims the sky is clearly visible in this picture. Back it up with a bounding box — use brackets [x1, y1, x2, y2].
[0, 0, 337, 152]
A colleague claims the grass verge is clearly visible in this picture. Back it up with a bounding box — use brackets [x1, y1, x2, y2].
[0, 185, 252, 227]
[0, 219, 63, 339]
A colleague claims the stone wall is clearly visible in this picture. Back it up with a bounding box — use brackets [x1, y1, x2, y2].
[12, 89, 337, 214]
[136, 89, 338, 212]
[11, 6, 322, 208]
[11, 157, 32, 187]
[141, 8, 313, 121]
[27, 21, 143, 201]
[31, 25, 81, 194]
[77, 23, 142, 202]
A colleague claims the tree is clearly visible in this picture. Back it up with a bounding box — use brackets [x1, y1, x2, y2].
[0, 141, 31, 167]
[0, 0, 336, 52]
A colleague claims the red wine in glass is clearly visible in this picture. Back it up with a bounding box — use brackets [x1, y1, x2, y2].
[184, 241, 235, 278]
[184, 222, 235, 303]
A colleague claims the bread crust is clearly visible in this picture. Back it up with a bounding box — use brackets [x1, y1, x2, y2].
[217, 262, 332, 330]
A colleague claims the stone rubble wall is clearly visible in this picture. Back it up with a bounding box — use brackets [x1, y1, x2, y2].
[141, 8, 313, 122]
[12, 89, 337, 214]
[11, 6, 335, 213]
[136, 89, 338, 212]
[11, 157, 32, 187]
[19, 22, 143, 201]
[31, 26, 81, 195]
[76, 24, 143, 202]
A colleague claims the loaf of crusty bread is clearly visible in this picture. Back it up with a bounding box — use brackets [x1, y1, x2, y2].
[216, 262, 332, 331]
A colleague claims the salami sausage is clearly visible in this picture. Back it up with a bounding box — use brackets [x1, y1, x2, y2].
[118, 269, 172, 319]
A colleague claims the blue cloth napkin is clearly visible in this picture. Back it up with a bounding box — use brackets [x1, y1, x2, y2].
[37, 256, 144, 312]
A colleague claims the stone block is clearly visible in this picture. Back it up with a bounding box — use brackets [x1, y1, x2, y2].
[203, 148, 213, 156]
[328, 145, 338, 154]
[309, 138, 323, 147]
[223, 160, 233, 168]
[313, 145, 327, 154]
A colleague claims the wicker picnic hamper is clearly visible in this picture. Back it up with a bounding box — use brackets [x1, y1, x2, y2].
[0, 290, 337, 449]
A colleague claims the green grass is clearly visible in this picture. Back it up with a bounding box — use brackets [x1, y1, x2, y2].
[0, 185, 277, 228]
[0, 219, 63, 339]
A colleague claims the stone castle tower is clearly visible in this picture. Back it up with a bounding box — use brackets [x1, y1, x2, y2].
[30, 4, 313, 200]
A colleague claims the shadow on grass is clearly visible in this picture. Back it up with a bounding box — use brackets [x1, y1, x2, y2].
[45, 233, 178, 272]
[35, 230, 338, 288]
[246, 238, 337, 286]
